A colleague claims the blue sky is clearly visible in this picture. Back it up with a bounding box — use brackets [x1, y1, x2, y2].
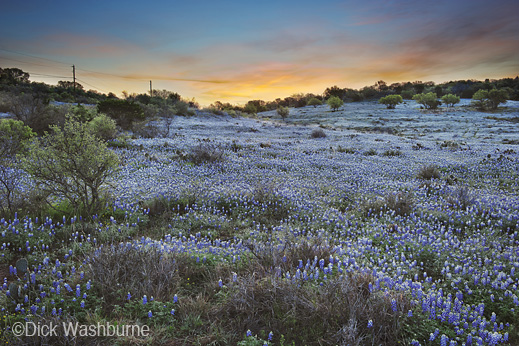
[1, 0, 518, 105]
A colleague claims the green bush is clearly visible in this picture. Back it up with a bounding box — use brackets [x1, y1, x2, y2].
[88, 114, 117, 141]
[277, 106, 289, 120]
[97, 99, 145, 130]
[0, 119, 35, 215]
[413, 92, 440, 109]
[441, 94, 460, 107]
[307, 97, 322, 108]
[379, 95, 403, 109]
[326, 96, 343, 112]
[67, 104, 97, 122]
[243, 103, 257, 115]
[400, 90, 414, 99]
[21, 118, 120, 216]
[472, 88, 509, 110]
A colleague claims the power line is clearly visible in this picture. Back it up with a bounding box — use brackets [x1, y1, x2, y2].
[0, 48, 71, 67]
[30, 73, 71, 79]
[76, 78, 110, 93]
[0, 55, 70, 70]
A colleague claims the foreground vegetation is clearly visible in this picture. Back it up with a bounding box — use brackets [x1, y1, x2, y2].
[0, 68, 518, 345]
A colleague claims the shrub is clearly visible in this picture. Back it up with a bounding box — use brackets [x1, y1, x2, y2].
[243, 103, 257, 115]
[307, 97, 322, 108]
[131, 120, 165, 138]
[472, 88, 509, 110]
[446, 186, 475, 210]
[382, 149, 402, 157]
[363, 148, 377, 156]
[487, 88, 509, 109]
[379, 95, 403, 109]
[0, 119, 35, 215]
[310, 128, 326, 138]
[400, 90, 414, 99]
[188, 143, 225, 164]
[326, 96, 343, 112]
[413, 92, 440, 109]
[217, 272, 408, 346]
[97, 99, 145, 130]
[6, 93, 58, 134]
[88, 114, 117, 141]
[21, 118, 120, 216]
[441, 94, 460, 107]
[417, 165, 441, 180]
[172, 100, 190, 116]
[277, 106, 289, 120]
[363, 192, 414, 217]
[67, 104, 97, 122]
[87, 244, 178, 310]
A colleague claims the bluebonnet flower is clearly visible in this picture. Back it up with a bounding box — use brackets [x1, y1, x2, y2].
[246, 329, 252, 337]
[391, 298, 397, 312]
[148, 311, 152, 318]
[127, 292, 131, 301]
[367, 320, 373, 328]
[143, 295, 147, 304]
[440, 334, 448, 346]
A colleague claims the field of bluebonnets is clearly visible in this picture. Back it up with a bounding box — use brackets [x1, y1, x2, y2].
[1, 99, 519, 345]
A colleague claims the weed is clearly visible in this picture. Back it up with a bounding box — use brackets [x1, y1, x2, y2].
[310, 128, 326, 138]
[417, 165, 441, 180]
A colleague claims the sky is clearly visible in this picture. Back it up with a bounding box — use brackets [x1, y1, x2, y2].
[1, 0, 518, 106]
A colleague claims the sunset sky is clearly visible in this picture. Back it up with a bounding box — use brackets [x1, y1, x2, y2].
[1, 0, 518, 106]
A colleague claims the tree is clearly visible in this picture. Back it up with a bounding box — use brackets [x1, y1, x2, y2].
[57, 80, 84, 91]
[277, 106, 289, 120]
[243, 103, 257, 115]
[88, 114, 117, 141]
[487, 88, 509, 109]
[441, 94, 460, 107]
[97, 99, 145, 130]
[0, 68, 30, 85]
[6, 93, 58, 134]
[21, 119, 119, 216]
[471, 89, 508, 110]
[326, 96, 344, 112]
[378, 95, 403, 109]
[323, 85, 346, 99]
[413, 92, 440, 109]
[401, 90, 414, 100]
[307, 97, 322, 108]
[0, 119, 35, 215]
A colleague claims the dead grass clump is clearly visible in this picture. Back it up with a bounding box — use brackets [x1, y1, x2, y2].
[446, 186, 475, 210]
[310, 128, 326, 138]
[216, 272, 409, 345]
[249, 181, 292, 227]
[188, 143, 225, 164]
[417, 165, 441, 180]
[246, 239, 335, 275]
[87, 244, 179, 310]
[362, 192, 414, 217]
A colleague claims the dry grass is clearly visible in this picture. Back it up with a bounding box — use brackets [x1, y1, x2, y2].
[216, 271, 409, 346]
[417, 165, 441, 180]
[362, 192, 414, 217]
[87, 244, 179, 311]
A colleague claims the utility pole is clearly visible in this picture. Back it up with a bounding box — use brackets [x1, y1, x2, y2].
[72, 64, 79, 104]
[150, 80, 152, 97]
[72, 65, 76, 93]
